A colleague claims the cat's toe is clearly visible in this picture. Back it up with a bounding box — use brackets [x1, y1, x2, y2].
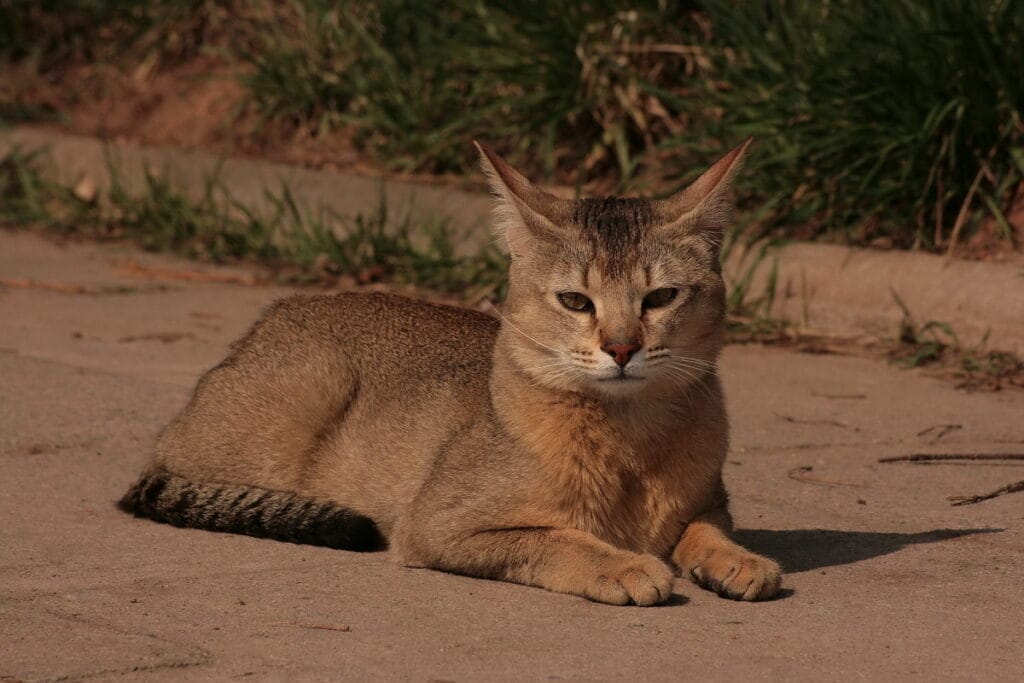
[620, 568, 663, 606]
[583, 553, 674, 606]
[689, 550, 782, 601]
[615, 554, 675, 606]
[587, 575, 632, 606]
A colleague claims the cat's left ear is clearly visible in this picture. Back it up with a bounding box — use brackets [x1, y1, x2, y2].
[653, 137, 752, 245]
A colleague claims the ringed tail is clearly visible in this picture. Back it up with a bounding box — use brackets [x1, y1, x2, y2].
[118, 469, 384, 551]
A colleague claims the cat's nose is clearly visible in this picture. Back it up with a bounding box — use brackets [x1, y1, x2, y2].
[602, 341, 642, 367]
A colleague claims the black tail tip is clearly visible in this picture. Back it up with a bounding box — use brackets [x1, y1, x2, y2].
[117, 470, 168, 516]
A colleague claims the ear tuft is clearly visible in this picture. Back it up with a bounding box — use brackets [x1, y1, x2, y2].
[474, 141, 568, 255]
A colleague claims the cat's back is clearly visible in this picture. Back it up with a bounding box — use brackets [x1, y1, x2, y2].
[246, 290, 499, 380]
[156, 291, 499, 487]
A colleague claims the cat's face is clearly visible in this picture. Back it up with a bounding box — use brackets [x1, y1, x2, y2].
[479, 140, 748, 398]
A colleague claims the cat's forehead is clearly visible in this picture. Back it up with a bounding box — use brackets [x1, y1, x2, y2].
[564, 196, 711, 281]
[569, 197, 658, 276]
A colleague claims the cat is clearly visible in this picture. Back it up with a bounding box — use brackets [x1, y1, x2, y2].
[119, 139, 782, 605]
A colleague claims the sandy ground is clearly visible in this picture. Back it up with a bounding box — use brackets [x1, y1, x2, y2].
[2, 230, 1022, 681]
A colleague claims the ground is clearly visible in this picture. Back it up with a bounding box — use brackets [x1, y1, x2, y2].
[2, 230, 1022, 681]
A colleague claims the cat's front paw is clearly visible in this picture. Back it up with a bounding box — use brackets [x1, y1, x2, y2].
[686, 548, 782, 601]
[584, 553, 675, 606]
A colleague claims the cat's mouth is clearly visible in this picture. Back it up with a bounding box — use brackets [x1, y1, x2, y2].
[597, 372, 645, 383]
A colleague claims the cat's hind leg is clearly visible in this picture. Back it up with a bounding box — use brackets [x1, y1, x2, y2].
[671, 506, 782, 601]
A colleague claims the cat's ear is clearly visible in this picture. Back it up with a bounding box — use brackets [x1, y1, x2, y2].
[654, 137, 752, 245]
[474, 141, 570, 256]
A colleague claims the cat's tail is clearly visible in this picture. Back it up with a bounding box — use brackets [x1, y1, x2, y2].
[117, 469, 384, 551]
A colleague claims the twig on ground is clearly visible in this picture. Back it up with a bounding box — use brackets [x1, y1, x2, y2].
[787, 466, 866, 488]
[269, 621, 351, 632]
[119, 332, 197, 344]
[113, 260, 261, 285]
[810, 391, 867, 399]
[915, 424, 962, 440]
[880, 454, 1024, 505]
[774, 412, 852, 429]
[879, 453, 1024, 463]
[949, 480, 1024, 506]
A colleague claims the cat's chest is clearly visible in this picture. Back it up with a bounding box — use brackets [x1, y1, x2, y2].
[505, 387, 726, 556]
[531, 423, 712, 555]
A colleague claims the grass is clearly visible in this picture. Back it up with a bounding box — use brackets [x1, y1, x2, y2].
[0, 146, 507, 298]
[3, 1, 1021, 252]
[693, 0, 1024, 250]
[1, 142, 781, 324]
[239, 0, 707, 181]
[719, 235, 1024, 390]
[0, 0, 230, 68]
[888, 289, 1024, 390]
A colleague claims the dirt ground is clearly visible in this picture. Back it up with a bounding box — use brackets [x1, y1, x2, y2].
[2, 230, 1023, 681]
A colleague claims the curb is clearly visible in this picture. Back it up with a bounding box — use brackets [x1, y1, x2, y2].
[1, 127, 494, 255]
[3, 126, 1022, 352]
[728, 241, 1023, 353]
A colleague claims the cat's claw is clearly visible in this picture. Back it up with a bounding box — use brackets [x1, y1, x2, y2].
[688, 549, 782, 601]
[585, 553, 675, 606]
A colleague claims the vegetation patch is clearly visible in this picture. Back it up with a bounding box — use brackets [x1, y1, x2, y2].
[2, 1, 1021, 254]
[0, 146, 506, 299]
[888, 290, 1024, 391]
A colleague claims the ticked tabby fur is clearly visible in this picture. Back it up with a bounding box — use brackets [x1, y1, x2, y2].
[120, 140, 782, 605]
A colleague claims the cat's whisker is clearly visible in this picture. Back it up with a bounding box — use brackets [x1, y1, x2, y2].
[658, 360, 717, 403]
[647, 357, 716, 372]
[656, 366, 697, 409]
[485, 301, 564, 356]
[661, 349, 718, 366]
[650, 355, 718, 376]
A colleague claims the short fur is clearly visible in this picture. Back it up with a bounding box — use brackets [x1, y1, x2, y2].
[120, 139, 782, 605]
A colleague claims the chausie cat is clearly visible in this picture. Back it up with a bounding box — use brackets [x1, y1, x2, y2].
[120, 139, 782, 605]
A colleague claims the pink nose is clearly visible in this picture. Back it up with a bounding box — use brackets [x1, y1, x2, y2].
[602, 341, 642, 367]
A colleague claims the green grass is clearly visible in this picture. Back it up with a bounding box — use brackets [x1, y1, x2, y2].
[887, 288, 1024, 389]
[0, 146, 507, 297]
[240, 0, 707, 180]
[3, 1, 1021, 252]
[692, 0, 1024, 250]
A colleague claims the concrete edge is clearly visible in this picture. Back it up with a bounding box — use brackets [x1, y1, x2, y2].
[3, 126, 1022, 352]
[0, 126, 496, 255]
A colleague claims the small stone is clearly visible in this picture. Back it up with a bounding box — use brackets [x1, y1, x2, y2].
[73, 175, 97, 203]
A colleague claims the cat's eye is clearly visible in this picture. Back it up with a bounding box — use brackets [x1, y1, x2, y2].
[557, 292, 594, 313]
[642, 287, 679, 310]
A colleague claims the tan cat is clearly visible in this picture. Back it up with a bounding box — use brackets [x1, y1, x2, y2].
[120, 139, 782, 605]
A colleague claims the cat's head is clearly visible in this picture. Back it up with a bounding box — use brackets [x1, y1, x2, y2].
[479, 139, 749, 398]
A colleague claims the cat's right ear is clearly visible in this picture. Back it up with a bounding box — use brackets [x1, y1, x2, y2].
[474, 141, 569, 256]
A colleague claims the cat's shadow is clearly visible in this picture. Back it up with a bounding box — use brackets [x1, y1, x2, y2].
[733, 527, 1002, 574]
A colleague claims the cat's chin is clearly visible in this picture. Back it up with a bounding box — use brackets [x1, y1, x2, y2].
[524, 371, 649, 399]
[596, 374, 646, 386]
[587, 373, 652, 398]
